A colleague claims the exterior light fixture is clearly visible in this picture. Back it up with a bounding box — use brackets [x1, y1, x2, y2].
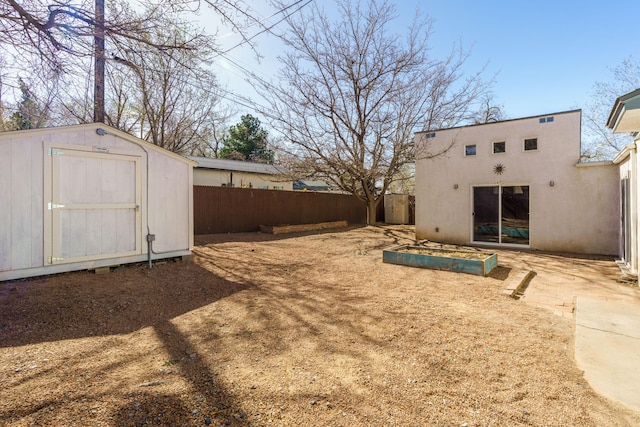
[453, 184, 459, 189]
[549, 180, 555, 187]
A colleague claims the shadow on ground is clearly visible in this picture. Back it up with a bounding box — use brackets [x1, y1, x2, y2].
[0, 259, 249, 347]
[0, 258, 253, 426]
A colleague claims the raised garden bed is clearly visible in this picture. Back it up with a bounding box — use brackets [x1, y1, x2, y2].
[382, 245, 498, 276]
[259, 220, 348, 235]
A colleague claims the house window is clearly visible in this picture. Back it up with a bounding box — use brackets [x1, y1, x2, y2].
[425, 132, 436, 139]
[524, 138, 538, 151]
[493, 141, 506, 154]
[465, 144, 477, 156]
[539, 116, 554, 123]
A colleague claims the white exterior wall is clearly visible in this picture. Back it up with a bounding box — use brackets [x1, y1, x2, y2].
[615, 142, 639, 274]
[193, 168, 292, 190]
[415, 110, 620, 255]
[0, 124, 194, 281]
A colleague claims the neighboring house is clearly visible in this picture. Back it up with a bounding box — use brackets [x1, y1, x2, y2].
[188, 156, 292, 191]
[608, 88, 640, 274]
[293, 180, 331, 192]
[414, 109, 619, 255]
[0, 123, 195, 281]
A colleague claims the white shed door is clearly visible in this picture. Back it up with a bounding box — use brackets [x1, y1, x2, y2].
[48, 148, 142, 264]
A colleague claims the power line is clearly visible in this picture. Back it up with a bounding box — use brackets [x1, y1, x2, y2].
[103, 52, 273, 114]
[213, 0, 312, 57]
[213, 0, 311, 41]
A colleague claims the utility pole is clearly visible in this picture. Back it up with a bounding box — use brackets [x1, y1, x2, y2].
[94, 0, 105, 123]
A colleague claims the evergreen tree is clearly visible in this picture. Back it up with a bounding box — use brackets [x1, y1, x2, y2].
[11, 78, 43, 130]
[219, 114, 274, 163]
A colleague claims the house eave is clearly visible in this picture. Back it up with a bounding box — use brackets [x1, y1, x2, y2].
[613, 142, 637, 165]
[187, 155, 285, 175]
[607, 88, 640, 133]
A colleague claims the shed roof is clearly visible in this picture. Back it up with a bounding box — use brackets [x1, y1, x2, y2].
[0, 123, 197, 166]
[606, 88, 640, 134]
[187, 156, 284, 175]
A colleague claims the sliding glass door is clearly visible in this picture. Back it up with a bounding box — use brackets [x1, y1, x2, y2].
[473, 187, 499, 243]
[473, 185, 529, 245]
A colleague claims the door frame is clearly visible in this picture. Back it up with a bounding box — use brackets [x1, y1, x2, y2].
[470, 183, 531, 248]
[44, 143, 142, 265]
[621, 176, 631, 267]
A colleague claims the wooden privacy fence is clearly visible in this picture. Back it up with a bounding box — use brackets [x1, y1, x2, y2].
[194, 186, 368, 234]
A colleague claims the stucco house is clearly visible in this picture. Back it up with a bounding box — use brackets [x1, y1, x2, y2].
[187, 156, 292, 191]
[1, 123, 195, 281]
[608, 88, 640, 274]
[414, 109, 619, 255]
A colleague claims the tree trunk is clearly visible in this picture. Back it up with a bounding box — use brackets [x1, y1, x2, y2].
[367, 199, 378, 225]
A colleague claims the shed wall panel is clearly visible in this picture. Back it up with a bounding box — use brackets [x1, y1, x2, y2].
[0, 141, 11, 271]
[11, 139, 34, 270]
[31, 141, 44, 267]
[0, 137, 45, 271]
[147, 153, 191, 252]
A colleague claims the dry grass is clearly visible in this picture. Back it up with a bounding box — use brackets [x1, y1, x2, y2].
[1, 225, 638, 426]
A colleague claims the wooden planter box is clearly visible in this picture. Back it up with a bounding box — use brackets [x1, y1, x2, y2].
[382, 245, 498, 276]
[259, 220, 348, 235]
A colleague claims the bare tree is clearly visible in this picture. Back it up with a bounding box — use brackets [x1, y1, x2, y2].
[104, 65, 141, 135]
[582, 56, 640, 160]
[1, 0, 208, 124]
[108, 26, 229, 154]
[0, 57, 10, 131]
[0, 1, 219, 68]
[52, 49, 233, 156]
[260, 0, 490, 224]
[0, 0, 306, 73]
[472, 93, 505, 124]
[0, 0, 280, 123]
[1, 60, 61, 130]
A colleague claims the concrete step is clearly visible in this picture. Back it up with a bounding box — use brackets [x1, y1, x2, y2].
[503, 269, 535, 298]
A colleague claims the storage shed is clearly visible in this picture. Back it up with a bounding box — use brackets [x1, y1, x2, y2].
[0, 123, 195, 281]
[384, 194, 411, 224]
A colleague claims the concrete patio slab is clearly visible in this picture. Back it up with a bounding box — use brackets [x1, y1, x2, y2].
[575, 297, 640, 412]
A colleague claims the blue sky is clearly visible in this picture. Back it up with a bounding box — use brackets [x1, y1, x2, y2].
[205, 0, 640, 122]
[418, 0, 640, 118]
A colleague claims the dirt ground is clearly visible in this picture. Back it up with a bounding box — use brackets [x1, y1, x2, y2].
[1, 225, 639, 426]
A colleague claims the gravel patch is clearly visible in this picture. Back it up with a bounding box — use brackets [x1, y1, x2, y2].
[1, 225, 638, 426]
